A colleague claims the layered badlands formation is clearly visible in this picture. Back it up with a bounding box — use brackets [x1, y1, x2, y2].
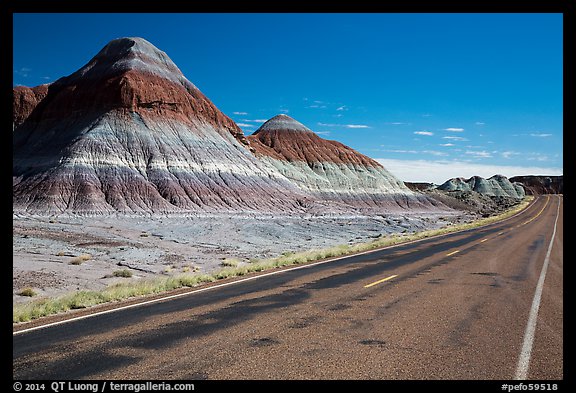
[13, 84, 49, 129]
[509, 175, 563, 195]
[437, 175, 525, 199]
[13, 37, 445, 216]
[247, 115, 441, 212]
[13, 37, 316, 214]
[12, 37, 473, 302]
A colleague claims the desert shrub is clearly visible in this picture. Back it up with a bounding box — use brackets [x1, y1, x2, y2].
[18, 287, 37, 297]
[69, 254, 92, 265]
[220, 258, 240, 267]
[113, 269, 133, 278]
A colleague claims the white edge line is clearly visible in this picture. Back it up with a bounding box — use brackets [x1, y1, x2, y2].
[13, 196, 542, 336]
[514, 195, 561, 380]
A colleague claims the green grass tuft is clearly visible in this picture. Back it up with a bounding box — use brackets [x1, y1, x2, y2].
[112, 269, 133, 278]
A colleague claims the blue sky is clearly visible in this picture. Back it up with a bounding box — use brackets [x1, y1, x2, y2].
[13, 13, 563, 183]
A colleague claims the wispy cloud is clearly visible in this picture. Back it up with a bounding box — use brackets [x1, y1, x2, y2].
[318, 122, 370, 129]
[527, 153, 551, 162]
[236, 123, 254, 128]
[314, 131, 331, 136]
[375, 158, 563, 184]
[336, 105, 347, 111]
[389, 122, 408, 125]
[501, 151, 520, 159]
[241, 119, 267, 123]
[465, 150, 492, 158]
[475, 122, 485, 125]
[423, 150, 448, 157]
[442, 136, 468, 141]
[13, 67, 32, 78]
[440, 143, 455, 147]
[530, 133, 553, 137]
[279, 108, 289, 114]
[382, 149, 419, 154]
[233, 111, 248, 115]
[414, 131, 434, 136]
[444, 127, 464, 132]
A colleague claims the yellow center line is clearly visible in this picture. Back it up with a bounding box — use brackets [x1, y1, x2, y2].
[480, 238, 488, 243]
[519, 196, 549, 227]
[446, 250, 460, 256]
[364, 274, 398, 288]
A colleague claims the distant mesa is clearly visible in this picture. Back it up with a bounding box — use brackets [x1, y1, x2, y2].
[509, 175, 563, 195]
[247, 114, 444, 211]
[437, 175, 525, 199]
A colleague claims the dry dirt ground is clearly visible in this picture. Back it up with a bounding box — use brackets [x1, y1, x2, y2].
[13, 210, 471, 305]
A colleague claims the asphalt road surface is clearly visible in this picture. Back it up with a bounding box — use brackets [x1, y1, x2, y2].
[13, 195, 563, 380]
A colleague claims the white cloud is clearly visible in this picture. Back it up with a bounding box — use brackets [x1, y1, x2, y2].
[390, 122, 407, 125]
[236, 123, 254, 128]
[14, 67, 32, 78]
[315, 131, 331, 136]
[527, 153, 551, 162]
[233, 111, 248, 115]
[444, 127, 464, 132]
[465, 150, 492, 158]
[530, 133, 553, 137]
[475, 122, 485, 125]
[318, 122, 370, 129]
[440, 143, 454, 147]
[375, 158, 563, 184]
[414, 131, 434, 136]
[423, 150, 448, 157]
[442, 136, 468, 141]
[382, 149, 419, 154]
[242, 119, 267, 123]
[346, 124, 370, 129]
[279, 109, 290, 113]
[336, 106, 347, 111]
[501, 151, 520, 159]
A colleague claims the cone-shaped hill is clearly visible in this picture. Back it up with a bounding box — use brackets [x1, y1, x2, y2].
[247, 115, 442, 211]
[13, 38, 313, 214]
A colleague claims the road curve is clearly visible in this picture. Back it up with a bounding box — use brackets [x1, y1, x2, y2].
[13, 195, 563, 380]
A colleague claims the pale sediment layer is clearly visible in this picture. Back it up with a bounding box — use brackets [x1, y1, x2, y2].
[258, 156, 441, 211]
[14, 112, 314, 214]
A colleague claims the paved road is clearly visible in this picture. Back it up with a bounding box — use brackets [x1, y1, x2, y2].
[13, 195, 563, 380]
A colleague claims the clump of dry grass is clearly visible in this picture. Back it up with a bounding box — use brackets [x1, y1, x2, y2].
[112, 269, 133, 278]
[68, 254, 92, 265]
[17, 287, 37, 297]
[220, 258, 240, 267]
